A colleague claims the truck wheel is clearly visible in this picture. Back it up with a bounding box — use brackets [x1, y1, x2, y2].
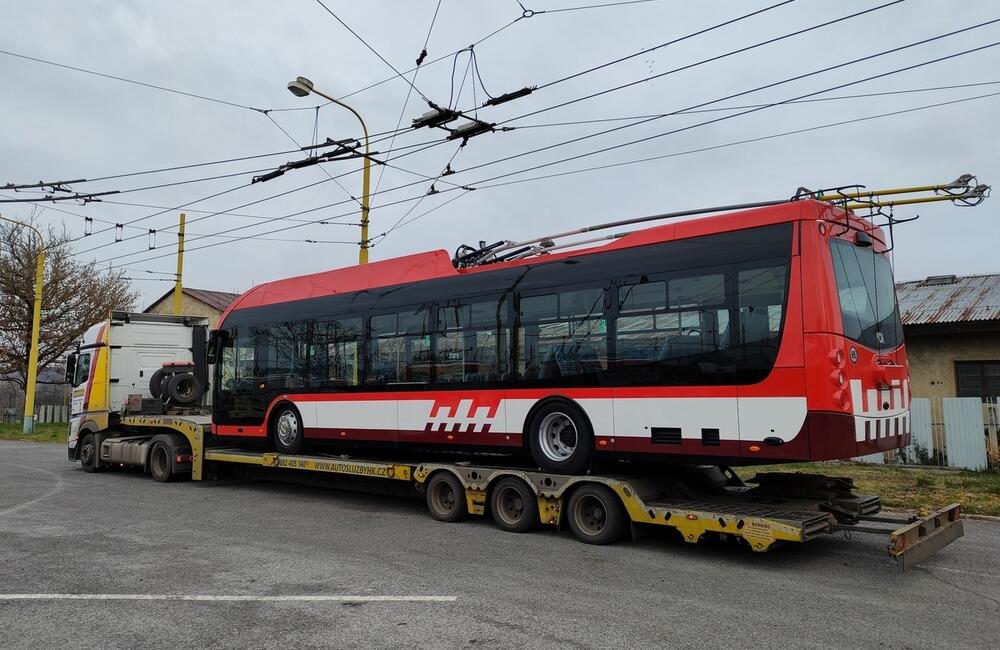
[166, 373, 201, 405]
[566, 484, 626, 545]
[149, 368, 168, 399]
[79, 433, 101, 473]
[490, 476, 539, 533]
[426, 472, 468, 522]
[149, 440, 175, 483]
[270, 405, 304, 454]
[527, 401, 593, 475]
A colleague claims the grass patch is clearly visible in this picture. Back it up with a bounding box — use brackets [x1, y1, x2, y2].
[0, 422, 66, 444]
[736, 462, 1000, 517]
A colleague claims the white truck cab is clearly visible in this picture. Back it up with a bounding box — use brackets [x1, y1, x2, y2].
[65, 311, 211, 464]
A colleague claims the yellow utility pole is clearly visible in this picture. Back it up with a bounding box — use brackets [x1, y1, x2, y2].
[287, 77, 372, 264]
[173, 212, 185, 315]
[0, 215, 45, 434]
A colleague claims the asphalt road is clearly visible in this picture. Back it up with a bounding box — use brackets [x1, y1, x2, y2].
[1, 441, 998, 649]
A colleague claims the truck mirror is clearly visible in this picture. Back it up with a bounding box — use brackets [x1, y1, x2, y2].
[65, 353, 77, 384]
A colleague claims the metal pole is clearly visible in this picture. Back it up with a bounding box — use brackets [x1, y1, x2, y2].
[0, 216, 45, 434]
[307, 89, 371, 264]
[173, 213, 185, 315]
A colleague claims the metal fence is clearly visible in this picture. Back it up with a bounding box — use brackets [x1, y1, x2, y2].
[859, 396, 998, 471]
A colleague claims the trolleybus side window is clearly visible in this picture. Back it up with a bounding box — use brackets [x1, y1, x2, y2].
[220, 329, 257, 391]
[366, 307, 431, 386]
[434, 295, 509, 386]
[516, 286, 608, 382]
[312, 317, 361, 387]
[261, 323, 308, 389]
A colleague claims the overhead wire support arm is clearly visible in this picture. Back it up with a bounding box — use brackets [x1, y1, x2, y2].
[0, 190, 119, 203]
[3, 178, 86, 191]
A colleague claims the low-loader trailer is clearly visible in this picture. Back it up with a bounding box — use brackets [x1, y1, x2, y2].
[65, 312, 963, 570]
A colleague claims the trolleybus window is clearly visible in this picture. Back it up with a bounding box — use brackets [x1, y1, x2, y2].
[312, 317, 361, 387]
[367, 307, 431, 385]
[435, 296, 509, 385]
[517, 286, 608, 382]
[830, 239, 902, 350]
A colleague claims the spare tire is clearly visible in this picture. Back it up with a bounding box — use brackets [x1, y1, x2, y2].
[148, 368, 168, 399]
[166, 372, 201, 405]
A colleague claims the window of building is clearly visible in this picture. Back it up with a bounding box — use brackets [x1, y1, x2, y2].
[955, 361, 1000, 399]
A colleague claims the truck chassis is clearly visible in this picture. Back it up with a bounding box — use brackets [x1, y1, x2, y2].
[90, 414, 963, 570]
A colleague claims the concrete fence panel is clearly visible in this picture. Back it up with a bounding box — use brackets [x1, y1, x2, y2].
[909, 398, 934, 460]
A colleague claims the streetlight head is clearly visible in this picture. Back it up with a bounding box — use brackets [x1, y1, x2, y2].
[287, 76, 314, 98]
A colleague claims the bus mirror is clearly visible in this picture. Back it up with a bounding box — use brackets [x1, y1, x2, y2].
[854, 230, 873, 247]
[65, 354, 77, 384]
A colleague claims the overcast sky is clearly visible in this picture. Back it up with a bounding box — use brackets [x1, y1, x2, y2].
[2, 0, 998, 307]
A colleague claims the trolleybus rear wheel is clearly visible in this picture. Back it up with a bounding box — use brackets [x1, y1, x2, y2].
[527, 401, 593, 475]
[489, 476, 539, 533]
[566, 484, 626, 545]
[426, 472, 468, 522]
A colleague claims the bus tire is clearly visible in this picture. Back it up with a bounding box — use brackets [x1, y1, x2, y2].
[425, 471, 468, 523]
[79, 433, 101, 473]
[526, 401, 593, 475]
[270, 404, 304, 454]
[148, 439, 175, 483]
[566, 484, 626, 545]
[489, 476, 539, 533]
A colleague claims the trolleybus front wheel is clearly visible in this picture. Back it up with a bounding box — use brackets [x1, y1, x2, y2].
[425, 471, 468, 522]
[270, 404, 304, 454]
[566, 484, 626, 545]
[489, 476, 539, 533]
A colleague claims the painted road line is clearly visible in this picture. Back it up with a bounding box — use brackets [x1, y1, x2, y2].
[0, 594, 457, 602]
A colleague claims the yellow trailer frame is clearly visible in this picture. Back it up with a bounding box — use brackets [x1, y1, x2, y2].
[116, 415, 963, 568]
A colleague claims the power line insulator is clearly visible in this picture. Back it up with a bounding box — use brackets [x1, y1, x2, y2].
[447, 121, 495, 141]
[412, 106, 460, 129]
[483, 86, 536, 107]
[84, 217, 93, 236]
[114, 224, 123, 242]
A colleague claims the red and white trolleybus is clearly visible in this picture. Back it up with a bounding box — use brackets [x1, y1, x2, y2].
[209, 198, 909, 474]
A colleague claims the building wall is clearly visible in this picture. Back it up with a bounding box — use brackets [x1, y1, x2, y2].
[146, 295, 224, 327]
[905, 329, 1000, 399]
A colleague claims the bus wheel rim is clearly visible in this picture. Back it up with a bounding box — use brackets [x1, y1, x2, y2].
[538, 412, 577, 462]
[496, 485, 525, 525]
[574, 495, 607, 535]
[276, 411, 299, 447]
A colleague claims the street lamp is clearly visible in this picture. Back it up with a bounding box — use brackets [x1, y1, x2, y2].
[287, 76, 372, 265]
[0, 215, 45, 434]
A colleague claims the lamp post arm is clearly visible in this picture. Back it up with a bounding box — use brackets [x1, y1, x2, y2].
[307, 89, 372, 264]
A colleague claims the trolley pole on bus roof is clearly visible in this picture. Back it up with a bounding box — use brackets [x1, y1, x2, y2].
[173, 213, 185, 315]
[0, 215, 44, 434]
[287, 76, 372, 265]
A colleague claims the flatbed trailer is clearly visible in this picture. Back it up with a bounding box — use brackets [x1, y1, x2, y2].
[98, 414, 963, 570]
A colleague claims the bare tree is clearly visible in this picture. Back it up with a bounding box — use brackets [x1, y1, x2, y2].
[0, 216, 138, 391]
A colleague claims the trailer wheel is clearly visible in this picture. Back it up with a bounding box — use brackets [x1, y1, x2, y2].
[566, 484, 626, 545]
[149, 440, 175, 483]
[527, 401, 593, 475]
[79, 433, 101, 473]
[490, 477, 539, 533]
[270, 405, 304, 454]
[425, 472, 468, 522]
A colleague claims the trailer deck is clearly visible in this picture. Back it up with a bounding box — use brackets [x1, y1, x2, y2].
[109, 414, 963, 568]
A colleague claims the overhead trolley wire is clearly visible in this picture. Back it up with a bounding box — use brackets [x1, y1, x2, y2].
[92, 23, 999, 268]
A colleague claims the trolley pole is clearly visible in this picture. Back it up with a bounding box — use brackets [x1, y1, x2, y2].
[0, 216, 45, 434]
[173, 213, 185, 315]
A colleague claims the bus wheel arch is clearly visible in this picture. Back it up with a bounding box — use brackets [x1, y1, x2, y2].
[522, 396, 595, 475]
[268, 401, 304, 454]
[424, 469, 469, 522]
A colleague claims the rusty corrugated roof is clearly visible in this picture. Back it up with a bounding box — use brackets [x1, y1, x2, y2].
[896, 273, 1000, 325]
[144, 287, 239, 313]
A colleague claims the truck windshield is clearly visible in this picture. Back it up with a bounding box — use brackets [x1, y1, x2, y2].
[830, 238, 903, 351]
